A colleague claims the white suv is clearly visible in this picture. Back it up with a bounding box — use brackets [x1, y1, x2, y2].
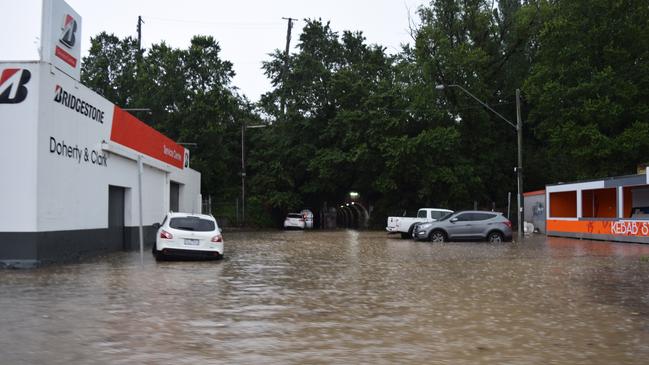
[284, 213, 306, 229]
[152, 212, 223, 260]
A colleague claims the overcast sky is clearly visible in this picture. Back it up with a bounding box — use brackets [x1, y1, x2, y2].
[2, 0, 428, 101]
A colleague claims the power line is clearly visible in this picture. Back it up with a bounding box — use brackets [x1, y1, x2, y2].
[145, 16, 283, 29]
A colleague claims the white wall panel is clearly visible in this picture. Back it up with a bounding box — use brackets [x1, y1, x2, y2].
[0, 63, 39, 231]
[36, 64, 115, 231]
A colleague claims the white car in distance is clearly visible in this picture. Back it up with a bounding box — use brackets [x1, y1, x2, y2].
[284, 213, 306, 230]
[153, 212, 223, 260]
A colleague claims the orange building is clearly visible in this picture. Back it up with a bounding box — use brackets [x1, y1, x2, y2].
[546, 172, 649, 243]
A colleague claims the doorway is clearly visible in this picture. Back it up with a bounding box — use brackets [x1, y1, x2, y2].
[108, 185, 126, 248]
[170, 182, 180, 212]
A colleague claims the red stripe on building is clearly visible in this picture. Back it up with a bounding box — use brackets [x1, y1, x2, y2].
[55, 46, 77, 67]
[110, 107, 185, 169]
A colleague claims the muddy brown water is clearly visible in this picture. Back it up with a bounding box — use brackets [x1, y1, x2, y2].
[1, 230, 649, 364]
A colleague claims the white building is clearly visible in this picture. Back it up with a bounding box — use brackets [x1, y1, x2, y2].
[0, 0, 201, 267]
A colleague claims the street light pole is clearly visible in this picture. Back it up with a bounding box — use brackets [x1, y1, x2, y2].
[436, 84, 524, 240]
[241, 120, 245, 226]
[516, 89, 523, 240]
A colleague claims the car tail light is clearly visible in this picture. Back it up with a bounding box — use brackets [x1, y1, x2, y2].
[160, 230, 173, 239]
[211, 234, 223, 243]
[504, 220, 512, 229]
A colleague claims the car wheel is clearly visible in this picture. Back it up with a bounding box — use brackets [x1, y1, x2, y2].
[405, 224, 418, 239]
[487, 231, 504, 243]
[152, 243, 162, 260]
[429, 230, 446, 243]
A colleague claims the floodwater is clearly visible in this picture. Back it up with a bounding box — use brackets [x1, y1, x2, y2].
[2, 231, 649, 364]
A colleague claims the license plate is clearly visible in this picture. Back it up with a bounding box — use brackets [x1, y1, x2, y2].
[184, 239, 199, 246]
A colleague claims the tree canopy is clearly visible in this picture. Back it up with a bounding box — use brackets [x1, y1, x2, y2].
[81, 0, 649, 227]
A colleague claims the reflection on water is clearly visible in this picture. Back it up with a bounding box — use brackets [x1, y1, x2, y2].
[1, 231, 649, 364]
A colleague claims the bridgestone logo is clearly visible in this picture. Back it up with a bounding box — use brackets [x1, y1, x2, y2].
[0, 68, 31, 104]
[54, 85, 104, 123]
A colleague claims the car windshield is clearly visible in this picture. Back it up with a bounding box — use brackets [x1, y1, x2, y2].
[169, 217, 216, 232]
[437, 212, 455, 221]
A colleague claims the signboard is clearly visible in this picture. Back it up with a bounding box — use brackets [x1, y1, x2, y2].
[110, 108, 186, 169]
[547, 219, 649, 238]
[41, 0, 82, 80]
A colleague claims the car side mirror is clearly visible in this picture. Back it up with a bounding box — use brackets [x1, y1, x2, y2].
[450, 218, 458, 223]
[152, 223, 161, 229]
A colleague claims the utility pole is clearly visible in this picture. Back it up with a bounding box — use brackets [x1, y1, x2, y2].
[516, 88, 524, 240]
[137, 16, 144, 51]
[136, 16, 145, 77]
[280, 17, 297, 117]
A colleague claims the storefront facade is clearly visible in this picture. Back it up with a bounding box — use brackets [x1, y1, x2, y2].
[0, 0, 201, 267]
[546, 173, 649, 243]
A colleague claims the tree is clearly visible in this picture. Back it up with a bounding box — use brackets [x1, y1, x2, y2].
[81, 32, 139, 107]
[524, 0, 649, 180]
[408, 0, 539, 209]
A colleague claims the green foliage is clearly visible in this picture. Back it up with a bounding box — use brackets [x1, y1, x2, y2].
[524, 0, 649, 181]
[81, 33, 139, 106]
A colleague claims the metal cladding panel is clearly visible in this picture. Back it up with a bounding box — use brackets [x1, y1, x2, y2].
[0, 63, 40, 231]
[37, 64, 116, 231]
[546, 180, 605, 193]
[603, 175, 646, 188]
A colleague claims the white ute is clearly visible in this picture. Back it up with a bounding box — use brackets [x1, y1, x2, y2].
[386, 208, 453, 238]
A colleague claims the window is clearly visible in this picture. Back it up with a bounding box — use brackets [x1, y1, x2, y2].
[437, 212, 454, 221]
[454, 213, 473, 221]
[170, 217, 216, 232]
[549, 191, 577, 217]
[431, 211, 447, 220]
[417, 210, 427, 218]
[472, 213, 496, 221]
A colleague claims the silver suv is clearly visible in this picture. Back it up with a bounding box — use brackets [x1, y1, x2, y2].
[413, 210, 513, 243]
